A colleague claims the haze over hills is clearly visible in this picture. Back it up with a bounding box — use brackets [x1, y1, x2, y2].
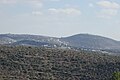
[0, 33, 120, 54]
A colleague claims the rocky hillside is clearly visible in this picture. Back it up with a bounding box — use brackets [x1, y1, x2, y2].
[0, 46, 120, 80]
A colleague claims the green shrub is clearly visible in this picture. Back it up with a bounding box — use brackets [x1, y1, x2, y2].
[112, 72, 120, 80]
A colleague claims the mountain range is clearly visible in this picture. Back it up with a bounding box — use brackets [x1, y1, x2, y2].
[0, 33, 120, 54]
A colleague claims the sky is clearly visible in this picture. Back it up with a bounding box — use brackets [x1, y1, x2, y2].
[0, 0, 120, 40]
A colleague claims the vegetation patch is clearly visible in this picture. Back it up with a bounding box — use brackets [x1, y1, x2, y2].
[0, 45, 120, 80]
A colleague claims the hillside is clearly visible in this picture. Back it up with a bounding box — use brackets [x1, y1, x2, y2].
[0, 46, 120, 80]
[60, 34, 120, 49]
[0, 34, 67, 47]
[0, 34, 120, 55]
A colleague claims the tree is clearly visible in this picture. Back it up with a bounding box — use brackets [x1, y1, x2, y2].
[112, 72, 120, 80]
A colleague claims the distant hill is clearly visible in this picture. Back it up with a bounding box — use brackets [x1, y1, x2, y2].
[12, 40, 55, 47]
[0, 34, 67, 47]
[0, 34, 120, 54]
[60, 34, 120, 49]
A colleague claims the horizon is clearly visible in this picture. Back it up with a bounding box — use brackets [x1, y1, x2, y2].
[0, 33, 120, 41]
[0, 0, 120, 40]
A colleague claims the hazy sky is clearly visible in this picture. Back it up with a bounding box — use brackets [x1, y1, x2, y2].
[0, 0, 120, 40]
